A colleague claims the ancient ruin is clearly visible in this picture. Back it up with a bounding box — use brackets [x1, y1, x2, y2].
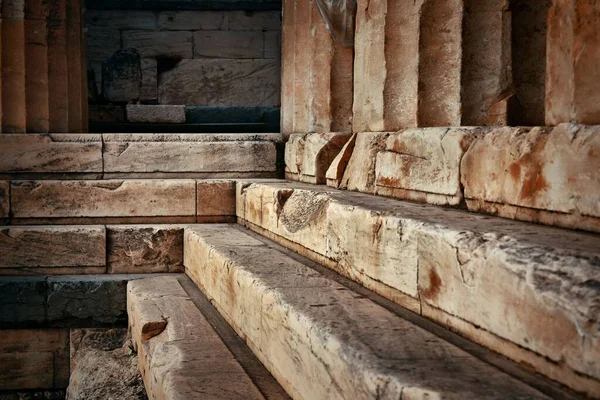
[0, 0, 599, 399]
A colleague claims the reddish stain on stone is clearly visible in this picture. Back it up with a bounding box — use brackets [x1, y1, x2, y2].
[509, 163, 522, 180]
[377, 176, 402, 188]
[421, 268, 442, 301]
[520, 162, 549, 201]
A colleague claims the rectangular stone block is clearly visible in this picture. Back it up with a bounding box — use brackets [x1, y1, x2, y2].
[126, 105, 185, 124]
[122, 30, 193, 58]
[0, 226, 106, 268]
[0, 277, 47, 325]
[0, 134, 102, 173]
[461, 124, 600, 232]
[264, 30, 280, 59]
[194, 30, 263, 59]
[140, 58, 157, 101]
[226, 10, 281, 30]
[158, 10, 227, 30]
[197, 180, 236, 217]
[0, 182, 9, 220]
[107, 225, 184, 274]
[0, 329, 70, 390]
[103, 134, 278, 173]
[11, 180, 197, 218]
[158, 59, 279, 106]
[87, 10, 157, 29]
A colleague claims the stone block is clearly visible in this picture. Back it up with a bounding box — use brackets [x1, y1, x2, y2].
[158, 59, 279, 106]
[0, 182, 9, 220]
[263, 30, 280, 59]
[0, 329, 69, 390]
[0, 134, 102, 173]
[326, 133, 356, 188]
[107, 225, 184, 274]
[193, 30, 263, 59]
[461, 124, 600, 232]
[226, 10, 281, 30]
[11, 180, 197, 219]
[0, 277, 47, 325]
[375, 128, 481, 206]
[103, 134, 278, 173]
[339, 132, 389, 194]
[284, 133, 352, 184]
[140, 58, 157, 101]
[122, 30, 193, 58]
[87, 10, 157, 29]
[158, 10, 227, 30]
[196, 180, 236, 217]
[88, 105, 126, 123]
[102, 49, 142, 103]
[126, 105, 185, 124]
[0, 226, 106, 268]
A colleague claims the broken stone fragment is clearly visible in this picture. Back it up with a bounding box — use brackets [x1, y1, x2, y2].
[102, 49, 142, 103]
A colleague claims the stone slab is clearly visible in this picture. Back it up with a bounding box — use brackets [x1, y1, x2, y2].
[158, 10, 227, 30]
[339, 132, 389, 193]
[0, 277, 47, 325]
[0, 226, 106, 268]
[197, 180, 236, 217]
[0, 329, 69, 390]
[127, 276, 265, 400]
[103, 135, 278, 173]
[0, 134, 102, 173]
[235, 180, 600, 395]
[126, 105, 185, 124]
[11, 180, 197, 219]
[158, 59, 279, 107]
[107, 225, 184, 274]
[184, 224, 551, 400]
[194, 30, 263, 59]
[122, 30, 193, 58]
[461, 124, 600, 231]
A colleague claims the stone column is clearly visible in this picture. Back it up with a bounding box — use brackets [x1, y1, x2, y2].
[546, 0, 600, 125]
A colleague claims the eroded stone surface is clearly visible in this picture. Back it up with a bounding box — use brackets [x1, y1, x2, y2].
[326, 133, 356, 188]
[126, 105, 185, 124]
[339, 132, 389, 193]
[461, 124, 600, 231]
[197, 180, 236, 217]
[185, 224, 551, 400]
[236, 181, 600, 394]
[0, 226, 106, 268]
[102, 49, 142, 103]
[0, 134, 102, 173]
[11, 180, 196, 218]
[107, 225, 184, 274]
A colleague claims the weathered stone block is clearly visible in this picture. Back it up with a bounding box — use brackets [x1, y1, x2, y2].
[326, 133, 356, 188]
[375, 128, 481, 205]
[140, 58, 157, 102]
[0, 134, 102, 173]
[0, 329, 69, 390]
[226, 10, 281, 30]
[0, 277, 47, 325]
[158, 59, 279, 106]
[102, 49, 142, 103]
[0, 226, 106, 268]
[196, 180, 236, 217]
[284, 133, 352, 184]
[0, 182, 9, 220]
[339, 132, 389, 193]
[461, 124, 600, 231]
[194, 30, 263, 59]
[107, 225, 184, 274]
[158, 10, 226, 30]
[88, 105, 126, 123]
[11, 180, 197, 218]
[122, 31, 193, 58]
[126, 105, 185, 124]
[103, 134, 278, 173]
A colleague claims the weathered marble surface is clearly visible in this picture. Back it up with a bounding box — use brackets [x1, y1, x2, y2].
[107, 225, 184, 274]
[126, 105, 185, 124]
[11, 180, 196, 218]
[0, 329, 69, 390]
[236, 181, 600, 395]
[0, 226, 106, 268]
[185, 224, 551, 400]
[127, 277, 265, 400]
[197, 180, 236, 217]
[0, 134, 102, 173]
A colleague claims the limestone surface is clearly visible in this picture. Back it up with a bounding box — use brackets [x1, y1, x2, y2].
[196, 180, 236, 217]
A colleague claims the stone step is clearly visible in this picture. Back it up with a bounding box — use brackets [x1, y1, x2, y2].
[1, 179, 236, 224]
[0, 224, 188, 275]
[127, 275, 287, 400]
[0, 133, 282, 180]
[183, 224, 569, 399]
[235, 180, 600, 396]
[0, 273, 181, 328]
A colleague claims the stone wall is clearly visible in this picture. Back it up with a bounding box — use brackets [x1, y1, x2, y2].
[87, 9, 281, 109]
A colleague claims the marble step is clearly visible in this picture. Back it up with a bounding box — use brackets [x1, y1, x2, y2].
[183, 224, 570, 400]
[0, 179, 237, 224]
[235, 180, 600, 396]
[127, 275, 288, 400]
[0, 133, 282, 179]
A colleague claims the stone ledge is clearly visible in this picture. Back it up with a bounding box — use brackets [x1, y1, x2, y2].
[127, 276, 266, 399]
[184, 224, 553, 399]
[235, 180, 600, 396]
